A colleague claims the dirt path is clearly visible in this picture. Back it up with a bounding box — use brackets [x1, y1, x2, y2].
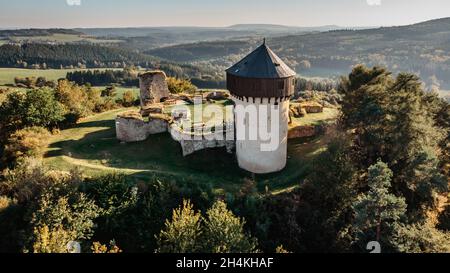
[60, 156, 179, 176]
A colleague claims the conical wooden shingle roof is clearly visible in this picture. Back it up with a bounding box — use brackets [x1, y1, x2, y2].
[226, 42, 296, 79]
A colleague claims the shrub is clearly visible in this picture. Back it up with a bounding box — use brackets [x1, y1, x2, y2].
[4, 127, 51, 164]
[121, 90, 137, 107]
[202, 200, 259, 253]
[156, 200, 202, 253]
[91, 241, 122, 253]
[156, 200, 259, 253]
[32, 224, 73, 253]
[55, 80, 92, 122]
[0, 89, 65, 133]
[167, 77, 197, 94]
[27, 185, 100, 252]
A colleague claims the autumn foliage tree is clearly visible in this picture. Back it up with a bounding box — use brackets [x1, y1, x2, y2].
[167, 77, 197, 94]
[156, 200, 258, 253]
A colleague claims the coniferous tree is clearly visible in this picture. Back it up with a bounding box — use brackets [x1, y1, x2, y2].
[353, 161, 407, 247]
[340, 66, 447, 219]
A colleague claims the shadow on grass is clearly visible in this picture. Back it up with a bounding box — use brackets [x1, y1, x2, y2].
[45, 114, 326, 193]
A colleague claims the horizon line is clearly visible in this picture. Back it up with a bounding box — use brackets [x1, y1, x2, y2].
[1, 16, 448, 30]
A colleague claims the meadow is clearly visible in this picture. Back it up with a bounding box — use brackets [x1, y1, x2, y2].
[43, 107, 337, 194]
[0, 68, 122, 86]
[0, 68, 72, 85]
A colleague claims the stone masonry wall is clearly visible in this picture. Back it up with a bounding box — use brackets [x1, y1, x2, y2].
[169, 124, 235, 157]
[139, 71, 171, 108]
[116, 116, 168, 143]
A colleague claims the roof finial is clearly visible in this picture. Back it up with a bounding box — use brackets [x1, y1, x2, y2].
[263, 37, 266, 45]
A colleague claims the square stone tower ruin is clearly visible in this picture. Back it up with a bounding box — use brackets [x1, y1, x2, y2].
[139, 71, 171, 110]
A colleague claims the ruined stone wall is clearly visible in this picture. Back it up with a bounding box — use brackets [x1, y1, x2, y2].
[288, 124, 330, 139]
[139, 71, 171, 108]
[116, 112, 235, 156]
[169, 123, 235, 157]
[116, 116, 168, 143]
[288, 125, 318, 139]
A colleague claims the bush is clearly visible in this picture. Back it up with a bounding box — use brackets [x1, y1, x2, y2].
[14, 77, 55, 89]
[121, 91, 137, 107]
[156, 200, 202, 253]
[156, 200, 259, 253]
[0, 158, 54, 204]
[3, 127, 51, 164]
[0, 160, 87, 252]
[438, 205, 450, 231]
[392, 223, 450, 253]
[32, 225, 73, 253]
[167, 77, 197, 94]
[0, 89, 65, 133]
[55, 80, 92, 122]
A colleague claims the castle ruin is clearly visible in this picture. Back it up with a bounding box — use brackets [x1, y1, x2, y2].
[139, 71, 171, 115]
[116, 71, 235, 157]
[115, 45, 330, 174]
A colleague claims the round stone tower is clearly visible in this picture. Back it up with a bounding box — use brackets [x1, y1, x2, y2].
[226, 41, 296, 174]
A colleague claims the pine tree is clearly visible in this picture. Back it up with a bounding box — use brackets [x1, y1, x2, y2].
[387, 73, 447, 213]
[353, 161, 407, 245]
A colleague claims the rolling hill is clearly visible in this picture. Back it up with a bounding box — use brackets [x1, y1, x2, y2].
[146, 18, 450, 89]
[0, 43, 208, 80]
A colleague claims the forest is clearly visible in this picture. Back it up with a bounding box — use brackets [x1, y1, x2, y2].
[0, 15, 449, 254]
[0, 43, 209, 79]
[0, 65, 448, 253]
[2, 18, 450, 93]
[147, 18, 450, 90]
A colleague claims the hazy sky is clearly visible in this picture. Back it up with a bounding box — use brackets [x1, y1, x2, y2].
[0, 0, 449, 28]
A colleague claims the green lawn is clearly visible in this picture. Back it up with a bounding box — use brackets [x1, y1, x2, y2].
[290, 108, 339, 127]
[0, 69, 139, 101]
[43, 108, 335, 194]
[0, 68, 69, 85]
[0, 68, 123, 86]
[93, 86, 140, 100]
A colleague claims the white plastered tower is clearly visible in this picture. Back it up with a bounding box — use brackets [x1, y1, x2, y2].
[226, 41, 296, 174]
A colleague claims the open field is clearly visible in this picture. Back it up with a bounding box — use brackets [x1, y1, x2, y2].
[0, 68, 71, 85]
[0, 68, 122, 86]
[290, 108, 339, 127]
[0, 85, 140, 103]
[43, 107, 337, 194]
[93, 86, 140, 100]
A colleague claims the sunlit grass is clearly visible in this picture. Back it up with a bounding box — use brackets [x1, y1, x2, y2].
[43, 107, 336, 194]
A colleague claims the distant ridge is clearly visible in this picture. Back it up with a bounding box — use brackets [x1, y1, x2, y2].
[229, 24, 340, 29]
[146, 17, 450, 89]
